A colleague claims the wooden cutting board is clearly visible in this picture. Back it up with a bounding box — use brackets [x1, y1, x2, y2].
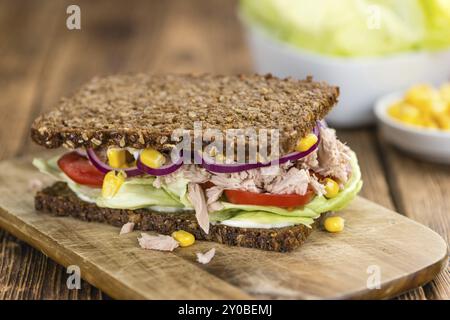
[0, 154, 447, 300]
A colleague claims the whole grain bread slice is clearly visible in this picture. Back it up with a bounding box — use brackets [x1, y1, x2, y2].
[35, 182, 322, 252]
[31, 74, 338, 153]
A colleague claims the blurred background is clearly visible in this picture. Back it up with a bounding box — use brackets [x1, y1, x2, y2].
[0, 0, 448, 299]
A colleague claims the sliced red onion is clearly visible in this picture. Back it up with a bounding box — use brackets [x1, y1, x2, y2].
[86, 148, 143, 177]
[198, 152, 265, 174]
[136, 151, 183, 176]
[75, 149, 87, 157]
[197, 125, 320, 173]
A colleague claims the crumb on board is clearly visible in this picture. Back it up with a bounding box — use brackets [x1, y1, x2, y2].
[138, 233, 179, 251]
[27, 178, 43, 192]
[119, 222, 135, 235]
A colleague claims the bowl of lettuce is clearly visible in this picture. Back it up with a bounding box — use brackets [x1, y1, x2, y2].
[239, 0, 450, 127]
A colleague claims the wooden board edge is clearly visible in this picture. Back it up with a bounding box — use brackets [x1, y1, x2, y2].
[349, 252, 448, 300]
[0, 207, 253, 300]
[0, 208, 147, 299]
[345, 198, 449, 299]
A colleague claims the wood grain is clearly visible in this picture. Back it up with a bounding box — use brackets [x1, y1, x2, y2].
[0, 154, 447, 300]
[0, 0, 107, 299]
[337, 129, 433, 300]
[379, 137, 450, 300]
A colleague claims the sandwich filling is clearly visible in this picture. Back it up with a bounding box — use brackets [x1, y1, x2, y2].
[33, 126, 362, 233]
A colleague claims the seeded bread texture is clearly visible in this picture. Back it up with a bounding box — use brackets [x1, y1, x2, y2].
[31, 74, 339, 153]
[35, 182, 320, 252]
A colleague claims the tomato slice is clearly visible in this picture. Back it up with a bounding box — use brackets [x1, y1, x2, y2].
[57, 152, 105, 188]
[224, 189, 314, 207]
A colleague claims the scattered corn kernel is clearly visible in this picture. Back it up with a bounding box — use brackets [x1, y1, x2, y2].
[140, 148, 166, 168]
[388, 82, 450, 131]
[171, 230, 195, 247]
[296, 133, 318, 152]
[107, 148, 128, 168]
[102, 170, 126, 199]
[324, 216, 345, 233]
[324, 178, 340, 198]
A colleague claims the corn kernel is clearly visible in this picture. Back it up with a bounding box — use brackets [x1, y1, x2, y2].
[107, 148, 128, 168]
[172, 230, 195, 247]
[324, 178, 340, 198]
[420, 116, 439, 129]
[140, 148, 166, 168]
[397, 104, 421, 125]
[440, 83, 450, 103]
[296, 133, 318, 152]
[388, 83, 450, 131]
[387, 102, 402, 119]
[102, 170, 126, 199]
[429, 98, 447, 116]
[324, 216, 345, 233]
[436, 114, 450, 130]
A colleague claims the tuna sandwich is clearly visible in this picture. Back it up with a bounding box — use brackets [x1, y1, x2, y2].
[31, 74, 362, 252]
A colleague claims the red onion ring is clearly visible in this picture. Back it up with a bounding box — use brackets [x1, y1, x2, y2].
[86, 148, 143, 177]
[136, 151, 183, 176]
[196, 125, 321, 173]
[75, 149, 87, 157]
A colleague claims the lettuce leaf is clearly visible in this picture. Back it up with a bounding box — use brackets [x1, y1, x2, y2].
[33, 157, 187, 210]
[33, 157, 101, 203]
[96, 178, 182, 210]
[420, 0, 450, 49]
[215, 202, 319, 218]
[160, 177, 193, 208]
[240, 0, 449, 57]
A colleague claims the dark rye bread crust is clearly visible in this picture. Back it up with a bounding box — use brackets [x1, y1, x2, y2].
[31, 74, 339, 154]
[35, 182, 319, 252]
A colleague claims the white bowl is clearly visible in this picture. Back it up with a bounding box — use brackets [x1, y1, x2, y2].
[241, 19, 450, 128]
[374, 92, 450, 164]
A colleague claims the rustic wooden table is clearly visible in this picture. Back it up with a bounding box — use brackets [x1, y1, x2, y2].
[0, 0, 448, 300]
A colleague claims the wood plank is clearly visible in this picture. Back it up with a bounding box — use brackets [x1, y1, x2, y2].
[20, 0, 165, 156]
[0, 0, 251, 299]
[379, 137, 450, 300]
[1, 0, 446, 300]
[0, 153, 446, 299]
[148, 0, 251, 74]
[0, 0, 61, 159]
[0, 0, 105, 300]
[0, 229, 104, 299]
[337, 129, 395, 210]
[0, 155, 252, 299]
[0, 0, 170, 299]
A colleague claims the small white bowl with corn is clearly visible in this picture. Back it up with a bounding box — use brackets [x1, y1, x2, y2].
[374, 84, 450, 164]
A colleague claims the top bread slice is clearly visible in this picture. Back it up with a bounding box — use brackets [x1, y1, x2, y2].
[31, 73, 339, 153]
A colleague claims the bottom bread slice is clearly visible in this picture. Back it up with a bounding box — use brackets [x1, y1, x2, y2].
[35, 182, 321, 252]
